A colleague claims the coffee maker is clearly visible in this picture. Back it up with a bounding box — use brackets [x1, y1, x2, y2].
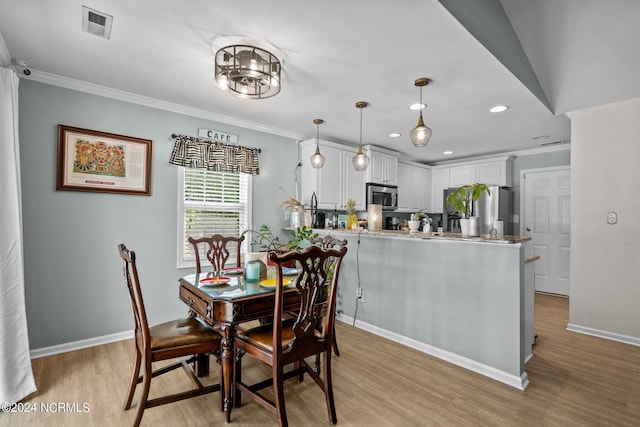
[385, 216, 400, 230]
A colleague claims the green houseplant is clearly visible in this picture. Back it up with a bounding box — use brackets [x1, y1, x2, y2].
[241, 224, 284, 252]
[445, 183, 491, 236]
[286, 225, 319, 251]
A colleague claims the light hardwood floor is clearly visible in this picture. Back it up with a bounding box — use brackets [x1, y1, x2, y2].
[2, 293, 639, 426]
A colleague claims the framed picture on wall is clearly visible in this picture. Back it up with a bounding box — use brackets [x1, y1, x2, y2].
[56, 125, 152, 195]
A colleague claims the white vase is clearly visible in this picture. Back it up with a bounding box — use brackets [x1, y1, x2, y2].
[459, 218, 471, 235]
[468, 216, 480, 236]
[290, 210, 303, 227]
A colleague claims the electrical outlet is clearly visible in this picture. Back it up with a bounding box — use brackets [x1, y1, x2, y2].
[356, 287, 364, 302]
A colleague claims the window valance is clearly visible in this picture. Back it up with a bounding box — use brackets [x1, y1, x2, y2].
[169, 134, 260, 175]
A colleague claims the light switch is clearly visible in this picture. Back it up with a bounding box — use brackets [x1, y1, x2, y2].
[607, 212, 617, 225]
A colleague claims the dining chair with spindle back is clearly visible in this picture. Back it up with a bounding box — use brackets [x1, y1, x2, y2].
[188, 234, 245, 274]
[234, 244, 347, 427]
[118, 243, 222, 427]
[310, 235, 347, 358]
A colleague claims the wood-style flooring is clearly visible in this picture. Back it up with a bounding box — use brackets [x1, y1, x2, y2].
[2, 293, 639, 426]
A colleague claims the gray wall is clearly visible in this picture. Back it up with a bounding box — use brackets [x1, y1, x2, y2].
[19, 80, 298, 349]
[568, 97, 640, 341]
[511, 149, 571, 223]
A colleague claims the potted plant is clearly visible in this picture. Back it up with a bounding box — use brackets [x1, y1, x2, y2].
[242, 224, 318, 269]
[445, 183, 491, 236]
[345, 198, 358, 230]
[286, 225, 319, 251]
[242, 224, 284, 252]
[408, 210, 422, 232]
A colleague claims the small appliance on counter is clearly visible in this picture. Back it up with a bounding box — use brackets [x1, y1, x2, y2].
[314, 212, 326, 229]
[385, 216, 400, 230]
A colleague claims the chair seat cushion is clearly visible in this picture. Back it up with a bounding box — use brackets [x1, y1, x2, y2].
[236, 319, 295, 352]
[149, 318, 221, 350]
[236, 319, 322, 352]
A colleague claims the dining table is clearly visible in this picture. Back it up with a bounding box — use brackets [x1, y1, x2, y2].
[178, 268, 301, 422]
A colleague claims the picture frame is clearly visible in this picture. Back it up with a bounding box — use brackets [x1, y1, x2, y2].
[56, 125, 152, 195]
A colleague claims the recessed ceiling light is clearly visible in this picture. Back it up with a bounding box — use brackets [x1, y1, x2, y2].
[443, 150, 453, 155]
[409, 103, 425, 111]
[490, 105, 509, 113]
[388, 132, 401, 138]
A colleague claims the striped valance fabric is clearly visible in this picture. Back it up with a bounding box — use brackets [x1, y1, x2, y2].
[169, 134, 260, 175]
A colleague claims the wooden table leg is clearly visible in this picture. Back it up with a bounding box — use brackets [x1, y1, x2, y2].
[219, 324, 235, 422]
[195, 354, 210, 377]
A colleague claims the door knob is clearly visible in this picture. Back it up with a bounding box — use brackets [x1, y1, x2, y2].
[526, 227, 531, 232]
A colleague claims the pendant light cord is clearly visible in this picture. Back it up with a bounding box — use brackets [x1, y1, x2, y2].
[359, 107, 363, 148]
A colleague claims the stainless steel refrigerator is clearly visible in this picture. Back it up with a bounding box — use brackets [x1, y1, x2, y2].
[443, 186, 514, 235]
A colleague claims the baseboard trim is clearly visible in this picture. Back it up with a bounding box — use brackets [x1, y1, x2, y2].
[30, 330, 133, 359]
[566, 323, 640, 347]
[336, 315, 528, 390]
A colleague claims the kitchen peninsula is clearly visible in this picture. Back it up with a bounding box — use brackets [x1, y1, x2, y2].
[318, 228, 532, 390]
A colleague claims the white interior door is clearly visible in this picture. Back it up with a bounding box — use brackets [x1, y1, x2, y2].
[522, 167, 571, 296]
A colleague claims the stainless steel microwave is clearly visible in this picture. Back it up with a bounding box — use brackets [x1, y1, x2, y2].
[366, 183, 398, 211]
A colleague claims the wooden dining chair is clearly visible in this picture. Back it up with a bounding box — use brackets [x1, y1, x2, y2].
[117, 243, 222, 427]
[310, 235, 347, 357]
[188, 234, 245, 273]
[234, 244, 347, 427]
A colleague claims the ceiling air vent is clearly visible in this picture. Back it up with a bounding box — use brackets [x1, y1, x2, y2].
[82, 6, 113, 39]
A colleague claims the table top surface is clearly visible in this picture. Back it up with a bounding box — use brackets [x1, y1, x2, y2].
[180, 270, 299, 301]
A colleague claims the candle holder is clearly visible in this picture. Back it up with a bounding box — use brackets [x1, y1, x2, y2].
[367, 204, 382, 231]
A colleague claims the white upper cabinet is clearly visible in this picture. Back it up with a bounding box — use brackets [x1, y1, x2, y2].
[342, 147, 366, 210]
[316, 145, 342, 208]
[430, 167, 450, 213]
[397, 163, 413, 211]
[430, 156, 514, 213]
[363, 145, 398, 185]
[418, 166, 432, 211]
[397, 161, 431, 212]
[476, 160, 512, 186]
[449, 164, 475, 187]
[300, 139, 365, 211]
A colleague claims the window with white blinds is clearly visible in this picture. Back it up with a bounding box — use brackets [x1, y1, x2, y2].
[177, 168, 251, 268]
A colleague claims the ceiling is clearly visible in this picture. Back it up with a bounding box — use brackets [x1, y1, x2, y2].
[1, 0, 639, 164]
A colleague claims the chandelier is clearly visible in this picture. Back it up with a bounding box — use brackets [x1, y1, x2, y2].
[213, 36, 283, 99]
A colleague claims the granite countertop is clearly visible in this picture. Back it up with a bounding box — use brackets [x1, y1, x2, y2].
[313, 228, 531, 244]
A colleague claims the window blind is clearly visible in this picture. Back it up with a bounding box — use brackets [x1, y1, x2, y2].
[178, 168, 251, 267]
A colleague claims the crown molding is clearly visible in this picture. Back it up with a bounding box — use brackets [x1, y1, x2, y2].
[430, 143, 570, 166]
[22, 69, 302, 141]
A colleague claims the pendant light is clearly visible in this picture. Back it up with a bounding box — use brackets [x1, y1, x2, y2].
[410, 77, 432, 147]
[352, 101, 370, 171]
[309, 119, 325, 169]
